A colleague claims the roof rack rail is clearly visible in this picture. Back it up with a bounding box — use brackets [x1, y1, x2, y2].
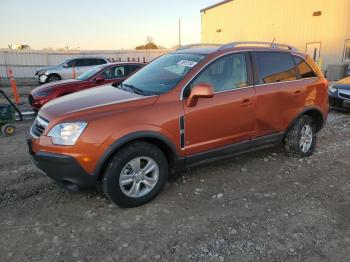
[176, 43, 221, 51]
[218, 41, 298, 51]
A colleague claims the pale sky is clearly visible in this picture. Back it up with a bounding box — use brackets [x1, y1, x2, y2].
[0, 0, 220, 50]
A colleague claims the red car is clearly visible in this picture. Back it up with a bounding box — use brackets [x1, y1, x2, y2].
[28, 62, 143, 111]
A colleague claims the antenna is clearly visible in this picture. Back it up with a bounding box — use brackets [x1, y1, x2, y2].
[271, 38, 276, 48]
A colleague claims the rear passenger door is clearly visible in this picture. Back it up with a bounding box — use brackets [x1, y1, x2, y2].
[252, 51, 304, 138]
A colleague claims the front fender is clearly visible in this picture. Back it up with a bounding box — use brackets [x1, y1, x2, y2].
[94, 126, 181, 177]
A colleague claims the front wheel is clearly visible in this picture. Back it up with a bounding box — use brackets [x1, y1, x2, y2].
[46, 74, 61, 83]
[284, 115, 316, 157]
[102, 141, 168, 208]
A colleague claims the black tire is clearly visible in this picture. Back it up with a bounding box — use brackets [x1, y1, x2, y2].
[102, 141, 168, 208]
[284, 115, 316, 157]
[1, 124, 16, 136]
[47, 74, 61, 83]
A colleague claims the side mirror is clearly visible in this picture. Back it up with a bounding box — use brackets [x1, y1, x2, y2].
[63, 63, 68, 68]
[95, 75, 105, 82]
[187, 83, 214, 107]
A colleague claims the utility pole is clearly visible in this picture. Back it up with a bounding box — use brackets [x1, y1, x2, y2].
[178, 18, 181, 47]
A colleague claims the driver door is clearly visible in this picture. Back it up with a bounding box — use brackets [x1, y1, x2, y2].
[182, 53, 255, 156]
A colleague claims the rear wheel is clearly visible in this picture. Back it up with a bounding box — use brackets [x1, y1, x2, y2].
[47, 74, 61, 83]
[284, 115, 316, 157]
[1, 124, 16, 136]
[102, 141, 168, 208]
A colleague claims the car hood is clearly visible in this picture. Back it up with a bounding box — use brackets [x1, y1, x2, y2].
[37, 65, 59, 72]
[39, 84, 156, 121]
[31, 79, 83, 96]
[335, 76, 350, 88]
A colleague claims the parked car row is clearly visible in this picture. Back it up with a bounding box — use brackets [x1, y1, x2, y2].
[29, 62, 144, 111]
[27, 42, 329, 208]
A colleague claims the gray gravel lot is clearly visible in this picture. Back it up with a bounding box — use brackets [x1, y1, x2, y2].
[0, 85, 350, 261]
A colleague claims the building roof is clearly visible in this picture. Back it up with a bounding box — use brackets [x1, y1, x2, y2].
[200, 0, 233, 13]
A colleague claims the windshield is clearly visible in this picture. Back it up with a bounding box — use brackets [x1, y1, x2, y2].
[76, 65, 105, 80]
[121, 53, 205, 95]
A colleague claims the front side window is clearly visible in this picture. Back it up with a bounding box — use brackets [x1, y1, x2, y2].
[293, 56, 317, 78]
[254, 52, 297, 84]
[188, 53, 248, 94]
[102, 66, 125, 79]
[76, 65, 105, 80]
[344, 39, 350, 62]
[65, 59, 75, 68]
[75, 59, 88, 67]
[122, 53, 205, 95]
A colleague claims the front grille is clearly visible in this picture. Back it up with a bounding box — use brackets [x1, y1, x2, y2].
[339, 92, 350, 100]
[30, 115, 49, 138]
[28, 94, 34, 106]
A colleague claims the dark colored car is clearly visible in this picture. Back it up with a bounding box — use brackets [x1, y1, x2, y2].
[328, 76, 350, 109]
[29, 62, 143, 111]
[27, 42, 328, 208]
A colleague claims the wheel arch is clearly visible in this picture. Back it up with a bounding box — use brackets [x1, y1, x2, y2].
[286, 107, 325, 134]
[95, 131, 184, 181]
[46, 73, 62, 82]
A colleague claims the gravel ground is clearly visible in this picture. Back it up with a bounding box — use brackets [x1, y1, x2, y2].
[0, 86, 350, 261]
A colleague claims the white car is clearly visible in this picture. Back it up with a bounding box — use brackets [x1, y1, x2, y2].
[35, 57, 109, 84]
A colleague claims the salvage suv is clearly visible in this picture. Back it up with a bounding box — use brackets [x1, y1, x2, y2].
[27, 42, 328, 207]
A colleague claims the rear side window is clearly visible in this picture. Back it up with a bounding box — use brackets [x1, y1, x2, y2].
[254, 52, 297, 84]
[96, 59, 107, 65]
[293, 56, 317, 78]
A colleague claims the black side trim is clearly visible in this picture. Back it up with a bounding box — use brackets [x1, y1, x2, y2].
[94, 131, 184, 177]
[179, 116, 185, 149]
[186, 133, 284, 166]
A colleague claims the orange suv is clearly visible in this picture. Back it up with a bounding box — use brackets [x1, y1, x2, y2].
[27, 42, 328, 207]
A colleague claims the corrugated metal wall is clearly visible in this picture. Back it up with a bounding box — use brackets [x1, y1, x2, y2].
[201, 0, 350, 70]
[0, 49, 168, 78]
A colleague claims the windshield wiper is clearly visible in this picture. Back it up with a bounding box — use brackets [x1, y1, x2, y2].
[123, 84, 146, 96]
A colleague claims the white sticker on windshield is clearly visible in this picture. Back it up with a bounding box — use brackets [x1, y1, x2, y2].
[177, 60, 198, 68]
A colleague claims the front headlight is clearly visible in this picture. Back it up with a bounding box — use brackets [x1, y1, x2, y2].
[37, 70, 47, 75]
[48, 122, 87, 145]
[329, 85, 337, 93]
[35, 90, 50, 97]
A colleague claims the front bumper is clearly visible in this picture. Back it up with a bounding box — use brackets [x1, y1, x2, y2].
[35, 74, 48, 84]
[28, 94, 50, 110]
[27, 137, 98, 191]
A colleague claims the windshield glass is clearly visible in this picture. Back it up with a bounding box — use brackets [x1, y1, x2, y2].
[76, 65, 105, 80]
[121, 53, 205, 95]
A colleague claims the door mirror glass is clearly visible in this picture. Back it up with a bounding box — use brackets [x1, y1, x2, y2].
[187, 83, 214, 107]
[95, 74, 105, 82]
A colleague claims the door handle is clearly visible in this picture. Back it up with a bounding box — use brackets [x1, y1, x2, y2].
[240, 98, 252, 107]
[294, 90, 302, 97]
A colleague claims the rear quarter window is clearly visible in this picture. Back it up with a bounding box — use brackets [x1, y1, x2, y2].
[254, 52, 297, 84]
[293, 56, 317, 78]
